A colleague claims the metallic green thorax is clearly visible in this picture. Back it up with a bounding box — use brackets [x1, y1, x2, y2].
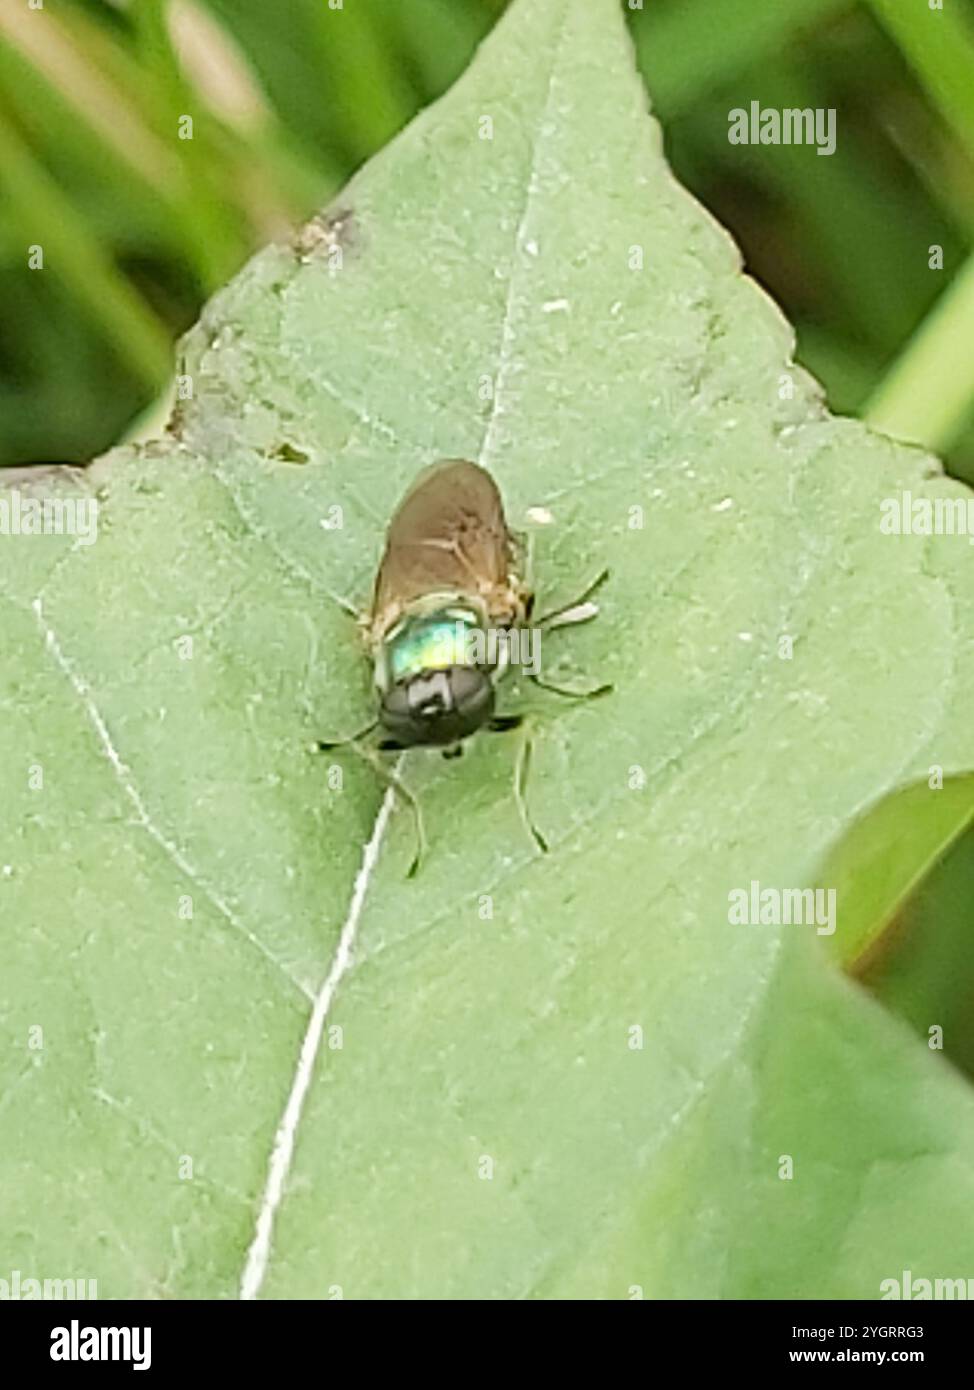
[379, 607, 481, 691]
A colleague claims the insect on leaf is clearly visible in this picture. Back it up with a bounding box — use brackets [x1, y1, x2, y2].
[2, 0, 974, 1300]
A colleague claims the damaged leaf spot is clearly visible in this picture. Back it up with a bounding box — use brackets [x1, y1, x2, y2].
[292, 208, 357, 264]
[270, 442, 310, 465]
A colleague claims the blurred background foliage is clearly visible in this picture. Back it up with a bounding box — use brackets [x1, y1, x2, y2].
[1, 0, 973, 1066]
[2, 0, 974, 475]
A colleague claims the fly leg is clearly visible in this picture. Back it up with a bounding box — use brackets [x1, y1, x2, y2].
[485, 713, 547, 855]
[530, 568, 612, 698]
[535, 568, 609, 630]
[314, 731, 426, 878]
[315, 720, 379, 749]
[527, 673, 613, 700]
[514, 721, 548, 856]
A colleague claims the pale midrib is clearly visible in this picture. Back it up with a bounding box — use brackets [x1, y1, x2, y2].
[478, 12, 569, 475]
[238, 7, 570, 1299]
[238, 782, 397, 1299]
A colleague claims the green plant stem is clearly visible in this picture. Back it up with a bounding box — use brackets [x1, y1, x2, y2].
[865, 251, 974, 451]
[865, 0, 974, 159]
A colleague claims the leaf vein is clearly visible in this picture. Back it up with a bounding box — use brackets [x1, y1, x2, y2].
[30, 597, 312, 1002]
[239, 777, 400, 1299]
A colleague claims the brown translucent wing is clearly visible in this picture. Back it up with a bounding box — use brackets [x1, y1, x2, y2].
[370, 459, 520, 632]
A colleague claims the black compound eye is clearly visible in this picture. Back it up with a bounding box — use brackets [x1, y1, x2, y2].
[446, 666, 493, 722]
[415, 685, 448, 716]
[380, 666, 494, 746]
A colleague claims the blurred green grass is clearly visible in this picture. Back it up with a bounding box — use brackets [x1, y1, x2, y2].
[2, 0, 974, 476]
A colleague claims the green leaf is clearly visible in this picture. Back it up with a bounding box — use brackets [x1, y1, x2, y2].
[817, 774, 974, 969]
[4, 0, 974, 1298]
[865, 250, 974, 453]
[861, 825, 974, 1082]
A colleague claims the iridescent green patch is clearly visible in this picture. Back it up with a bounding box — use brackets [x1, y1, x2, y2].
[387, 613, 477, 682]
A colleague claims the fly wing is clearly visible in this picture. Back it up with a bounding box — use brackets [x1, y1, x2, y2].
[371, 459, 518, 628]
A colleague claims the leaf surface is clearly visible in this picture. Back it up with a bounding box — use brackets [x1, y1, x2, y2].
[3, 0, 974, 1298]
